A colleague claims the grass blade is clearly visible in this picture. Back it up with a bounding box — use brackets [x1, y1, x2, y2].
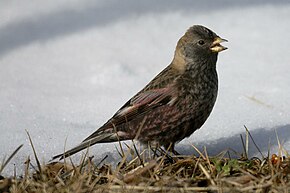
[0, 144, 23, 174]
[26, 130, 42, 174]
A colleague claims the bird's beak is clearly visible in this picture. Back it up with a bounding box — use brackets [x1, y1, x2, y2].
[210, 37, 228, 53]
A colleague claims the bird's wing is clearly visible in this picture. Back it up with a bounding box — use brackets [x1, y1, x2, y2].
[83, 86, 177, 141]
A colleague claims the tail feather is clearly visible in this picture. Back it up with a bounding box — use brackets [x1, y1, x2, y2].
[52, 132, 116, 160]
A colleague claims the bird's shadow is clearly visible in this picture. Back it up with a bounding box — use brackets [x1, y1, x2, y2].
[176, 124, 290, 158]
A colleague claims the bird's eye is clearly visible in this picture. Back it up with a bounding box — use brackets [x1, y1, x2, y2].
[198, 40, 205, 45]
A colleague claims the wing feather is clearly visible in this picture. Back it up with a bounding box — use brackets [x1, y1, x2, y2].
[83, 86, 177, 141]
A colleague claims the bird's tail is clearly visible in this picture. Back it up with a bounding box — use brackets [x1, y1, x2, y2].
[52, 132, 116, 160]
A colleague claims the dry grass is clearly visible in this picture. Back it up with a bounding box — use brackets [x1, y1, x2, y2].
[0, 130, 289, 193]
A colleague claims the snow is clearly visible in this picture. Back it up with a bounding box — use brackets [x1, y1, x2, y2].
[0, 1, 290, 175]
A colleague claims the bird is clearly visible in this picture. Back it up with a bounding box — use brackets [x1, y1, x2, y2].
[53, 25, 227, 160]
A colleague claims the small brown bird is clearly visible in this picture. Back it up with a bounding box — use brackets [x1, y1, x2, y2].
[53, 25, 227, 160]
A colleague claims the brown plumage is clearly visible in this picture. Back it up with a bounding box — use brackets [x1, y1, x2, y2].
[53, 25, 227, 160]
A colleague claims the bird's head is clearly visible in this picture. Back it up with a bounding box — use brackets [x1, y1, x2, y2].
[172, 25, 227, 72]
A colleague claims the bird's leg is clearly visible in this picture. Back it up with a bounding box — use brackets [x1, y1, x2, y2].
[164, 143, 180, 155]
[149, 144, 159, 159]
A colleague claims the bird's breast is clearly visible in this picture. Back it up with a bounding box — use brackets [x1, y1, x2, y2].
[176, 68, 218, 118]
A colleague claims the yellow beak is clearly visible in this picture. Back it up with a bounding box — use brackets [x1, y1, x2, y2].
[210, 37, 228, 53]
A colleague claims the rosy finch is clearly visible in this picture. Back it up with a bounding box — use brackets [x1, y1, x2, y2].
[53, 25, 227, 159]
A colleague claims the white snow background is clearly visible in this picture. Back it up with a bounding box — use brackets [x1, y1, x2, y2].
[0, 0, 290, 176]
